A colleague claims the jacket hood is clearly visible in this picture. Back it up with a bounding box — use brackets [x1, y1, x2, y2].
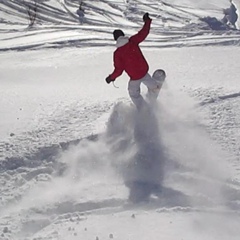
[116, 36, 129, 48]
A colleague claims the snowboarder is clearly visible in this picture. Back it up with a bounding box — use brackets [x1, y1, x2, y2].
[222, 0, 238, 28]
[105, 13, 161, 110]
[76, 2, 85, 24]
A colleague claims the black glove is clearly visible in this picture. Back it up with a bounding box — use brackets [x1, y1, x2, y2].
[105, 75, 114, 84]
[143, 12, 151, 22]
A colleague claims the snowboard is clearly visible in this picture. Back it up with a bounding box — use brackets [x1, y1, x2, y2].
[152, 69, 166, 87]
[152, 69, 166, 98]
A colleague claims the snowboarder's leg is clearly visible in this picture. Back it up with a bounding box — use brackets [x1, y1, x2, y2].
[141, 73, 160, 101]
[128, 79, 146, 110]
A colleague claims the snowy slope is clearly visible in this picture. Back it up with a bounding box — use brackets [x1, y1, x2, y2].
[1, 0, 240, 51]
[1, 1, 240, 240]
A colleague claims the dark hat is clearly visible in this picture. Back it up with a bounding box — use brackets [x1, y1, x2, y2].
[113, 29, 125, 41]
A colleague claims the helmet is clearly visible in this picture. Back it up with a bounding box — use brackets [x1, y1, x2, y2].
[113, 29, 125, 41]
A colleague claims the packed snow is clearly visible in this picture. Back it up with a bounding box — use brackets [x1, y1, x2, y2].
[1, 0, 240, 240]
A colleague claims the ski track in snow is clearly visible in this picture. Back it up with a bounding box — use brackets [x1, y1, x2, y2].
[1, 0, 240, 239]
[191, 88, 240, 174]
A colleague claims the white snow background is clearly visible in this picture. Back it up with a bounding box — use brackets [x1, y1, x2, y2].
[1, 0, 240, 239]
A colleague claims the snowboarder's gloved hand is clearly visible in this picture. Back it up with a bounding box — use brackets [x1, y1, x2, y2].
[105, 75, 114, 84]
[143, 13, 151, 22]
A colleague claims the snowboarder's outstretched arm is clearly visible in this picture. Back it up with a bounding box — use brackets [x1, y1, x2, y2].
[130, 13, 152, 45]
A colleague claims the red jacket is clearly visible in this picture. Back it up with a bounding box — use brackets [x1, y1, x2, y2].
[110, 19, 152, 81]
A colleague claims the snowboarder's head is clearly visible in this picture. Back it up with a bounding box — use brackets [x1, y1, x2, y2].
[113, 29, 125, 41]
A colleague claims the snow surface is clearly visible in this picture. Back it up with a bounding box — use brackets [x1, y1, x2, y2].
[1, 0, 240, 240]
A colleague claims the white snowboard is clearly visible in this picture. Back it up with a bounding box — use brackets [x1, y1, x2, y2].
[152, 69, 166, 95]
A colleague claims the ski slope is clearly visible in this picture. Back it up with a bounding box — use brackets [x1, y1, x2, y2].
[1, 0, 240, 51]
[1, 0, 240, 240]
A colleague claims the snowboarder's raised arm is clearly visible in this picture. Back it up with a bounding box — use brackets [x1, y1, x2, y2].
[130, 13, 152, 45]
